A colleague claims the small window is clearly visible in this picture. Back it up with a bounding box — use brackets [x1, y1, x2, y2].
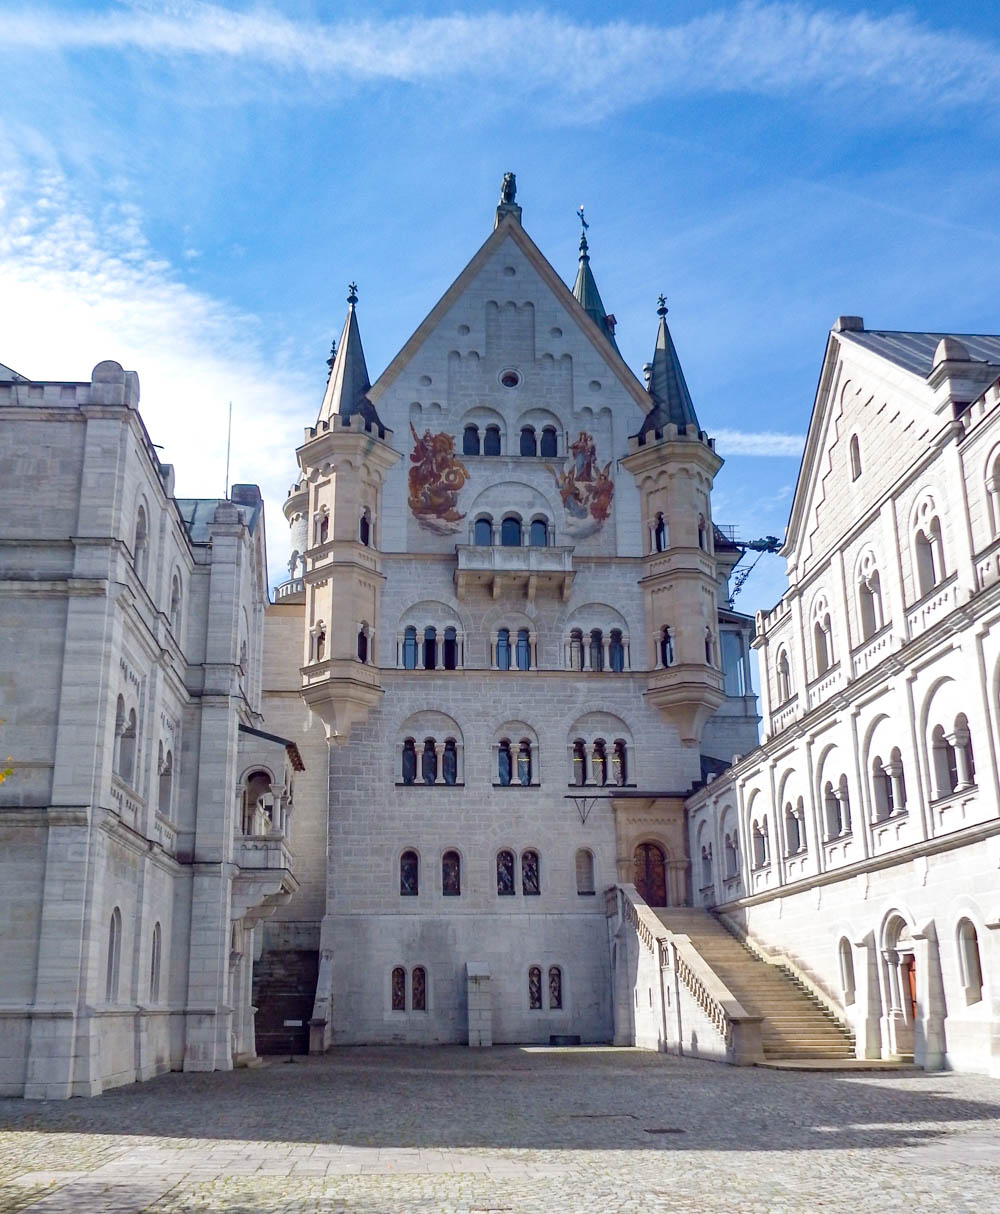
[528, 965, 542, 1009]
[421, 738, 437, 784]
[496, 628, 511, 671]
[412, 966, 427, 1011]
[572, 738, 586, 785]
[609, 630, 625, 672]
[500, 516, 522, 547]
[660, 626, 674, 668]
[498, 738, 512, 786]
[359, 510, 371, 546]
[776, 650, 792, 702]
[169, 574, 182, 632]
[474, 517, 493, 545]
[529, 518, 548, 546]
[850, 434, 862, 480]
[443, 626, 458, 671]
[500, 370, 520, 389]
[611, 739, 627, 786]
[133, 506, 148, 580]
[443, 738, 458, 785]
[589, 629, 604, 672]
[497, 849, 515, 896]
[575, 849, 595, 895]
[319, 512, 329, 544]
[150, 921, 162, 1003]
[442, 849, 461, 896]
[516, 739, 532, 785]
[654, 513, 667, 552]
[402, 626, 418, 670]
[569, 629, 583, 671]
[106, 907, 122, 1002]
[483, 425, 502, 456]
[540, 427, 557, 458]
[592, 739, 607, 787]
[401, 738, 417, 785]
[957, 918, 984, 1004]
[520, 426, 537, 457]
[839, 937, 856, 1005]
[423, 626, 438, 671]
[522, 849, 540, 895]
[548, 966, 562, 1009]
[357, 627, 368, 662]
[392, 966, 406, 1011]
[400, 850, 419, 895]
[463, 425, 480, 456]
[515, 629, 531, 671]
[158, 747, 173, 816]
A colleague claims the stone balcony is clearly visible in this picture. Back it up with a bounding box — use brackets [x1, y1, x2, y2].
[850, 624, 894, 678]
[454, 544, 575, 601]
[906, 574, 959, 642]
[232, 834, 298, 924]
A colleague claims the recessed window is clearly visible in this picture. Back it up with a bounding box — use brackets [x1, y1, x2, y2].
[500, 370, 521, 389]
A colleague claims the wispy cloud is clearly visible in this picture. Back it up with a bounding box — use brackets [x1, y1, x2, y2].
[713, 429, 805, 457]
[0, 160, 312, 586]
[1, 2, 998, 117]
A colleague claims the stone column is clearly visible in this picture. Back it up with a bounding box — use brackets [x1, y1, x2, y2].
[434, 742, 446, 785]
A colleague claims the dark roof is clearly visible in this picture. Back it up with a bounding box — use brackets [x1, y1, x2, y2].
[317, 294, 385, 434]
[841, 330, 1000, 377]
[571, 233, 619, 352]
[635, 305, 701, 439]
[176, 494, 263, 541]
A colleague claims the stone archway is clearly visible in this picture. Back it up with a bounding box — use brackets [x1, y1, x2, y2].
[633, 842, 667, 907]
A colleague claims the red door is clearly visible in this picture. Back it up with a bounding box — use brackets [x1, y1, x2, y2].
[903, 956, 917, 1022]
[633, 843, 667, 907]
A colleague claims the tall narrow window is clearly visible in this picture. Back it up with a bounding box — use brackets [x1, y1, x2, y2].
[497, 849, 515, 895]
[359, 510, 371, 546]
[498, 739, 512, 786]
[654, 513, 667, 552]
[463, 425, 480, 456]
[521, 849, 540, 895]
[569, 629, 583, 671]
[705, 627, 715, 665]
[402, 626, 418, 669]
[860, 571, 883, 639]
[120, 709, 137, 786]
[872, 758, 891, 821]
[548, 966, 562, 1009]
[529, 518, 548, 546]
[442, 850, 461, 896]
[776, 650, 792, 701]
[609, 630, 625, 672]
[517, 739, 532, 785]
[751, 823, 766, 868]
[443, 626, 458, 670]
[158, 747, 173, 816]
[421, 738, 437, 784]
[169, 574, 182, 633]
[915, 516, 944, 596]
[483, 425, 501, 456]
[515, 629, 531, 670]
[318, 512, 329, 544]
[412, 966, 427, 1011]
[575, 849, 595, 895]
[701, 844, 713, 886]
[839, 938, 856, 1005]
[572, 738, 587, 785]
[660, 626, 674, 668]
[401, 738, 417, 785]
[612, 739, 628, 786]
[589, 629, 604, 671]
[849, 433, 862, 480]
[724, 833, 738, 878]
[814, 617, 831, 674]
[957, 919, 984, 1003]
[474, 517, 493, 545]
[501, 516, 522, 547]
[113, 694, 126, 775]
[496, 628, 511, 670]
[423, 626, 437, 670]
[443, 739, 458, 785]
[784, 803, 801, 854]
[528, 966, 542, 1009]
[520, 426, 537, 456]
[106, 907, 122, 1002]
[150, 921, 162, 1002]
[698, 515, 708, 550]
[357, 626, 368, 663]
[315, 625, 326, 662]
[134, 506, 148, 580]
[824, 781, 842, 838]
[592, 739, 607, 786]
[392, 967, 406, 1011]
[540, 427, 557, 457]
[400, 850, 419, 895]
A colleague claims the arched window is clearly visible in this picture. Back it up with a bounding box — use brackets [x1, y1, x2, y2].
[540, 427, 557, 457]
[495, 628, 511, 670]
[931, 724, 956, 797]
[824, 780, 842, 838]
[519, 426, 537, 456]
[113, 694, 126, 775]
[957, 919, 984, 1003]
[169, 574, 182, 633]
[871, 756, 892, 821]
[442, 850, 461, 896]
[400, 850, 419, 895]
[751, 821, 767, 869]
[421, 626, 437, 670]
[575, 849, 595, 895]
[401, 738, 417, 785]
[548, 966, 562, 1009]
[106, 907, 122, 1002]
[569, 629, 583, 671]
[572, 738, 586, 785]
[839, 938, 856, 1005]
[517, 739, 532, 785]
[359, 509, 371, 546]
[443, 626, 458, 670]
[150, 922, 162, 1002]
[589, 629, 604, 672]
[318, 512, 329, 544]
[776, 650, 792, 702]
[421, 738, 437, 784]
[391, 966, 406, 1011]
[443, 738, 458, 785]
[837, 777, 851, 835]
[412, 966, 427, 1011]
[701, 844, 713, 887]
[654, 513, 667, 552]
[612, 739, 628, 786]
[954, 713, 976, 789]
[698, 514, 708, 550]
[133, 506, 148, 580]
[632, 842, 667, 906]
[501, 516, 522, 547]
[849, 433, 862, 480]
[474, 516, 493, 545]
[915, 515, 944, 596]
[120, 708, 137, 786]
[497, 738, 512, 786]
[521, 849, 540, 895]
[814, 616, 832, 675]
[529, 518, 548, 546]
[463, 424, 480, 456]
[357, 626, 368, 662]
[314, 623, 326, 662]
[497, 849, 515, 895]
[592, 739, 607, 786]
[660, 626, 674, 668]
[158, 747, 173, 816]
[528, 966, 543, 1009]
[859, 570, 883, 639]
[784, 803, 801, 855]
[724, 832, 738, 878]
[483, 425, 501, 456]
[705, 627, 715, 665]
[609, 630, 625, 672]
[515, 629, 531, 670]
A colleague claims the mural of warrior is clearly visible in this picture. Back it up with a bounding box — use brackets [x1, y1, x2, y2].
[408, 423, 470, 534]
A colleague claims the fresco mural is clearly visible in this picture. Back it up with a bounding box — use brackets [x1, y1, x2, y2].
[408, 423, 470, 534]
[549, 430, 614, 538]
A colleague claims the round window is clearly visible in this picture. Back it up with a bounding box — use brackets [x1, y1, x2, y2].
[500, 370, 520, 389]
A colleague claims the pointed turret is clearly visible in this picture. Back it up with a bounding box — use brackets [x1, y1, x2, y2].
[572, 209, 619, 351]
[317, 284, 383, 433]
[637, 296, 700, 438]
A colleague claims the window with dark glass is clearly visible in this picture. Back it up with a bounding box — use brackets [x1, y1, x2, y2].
[540, 427, 557, 458]
[496, 628, 511, 670]
[517, 740, 531, 785]
[609, 630, 624, 672]
[484, 425, 501, 456]
[423, 626, 437, 670]
[474, 517, 492, 545]
[589, 629, 604, 671]
[592, 739, 608, 786]
[575, 849, 595, 895]
[400, 850, 419, 895]
[319, 513, 329, 543]
[528, 965, 542, 1009]
[412, 966, 426, 1011]
[654, 513, 666, 552]
[515, 629, 530, 670]
[569, 629, 583, 671]
[612, 739, 627, 786]
[660, 626, 674, 667]
[498, 739, 512, 786]
[401, 738, 417, 785]
[548, 966, 562, 1009]
[443, 626, 458, 670]
[463, 424, 480, 456]
[391, 966, 406, 1011]
[442, 850, 461, 896]
[572, 738, 586, 785]
[501, 516, 522, 547]
[520, 426, 537, 457]
[497, 849, 515, 895]
[422, 738, 437, 784]
[402, 626, 418, 670]
[522, 849, 540, 895]
[357, 628, 368, 662]
[359, 511, 371, 546]
[529, 519, 548, 547]
[443, 738, 458, 785]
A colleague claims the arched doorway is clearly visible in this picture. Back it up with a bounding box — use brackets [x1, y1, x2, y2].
[633, 842, 667, 907]
[881, 915, 916, 1058]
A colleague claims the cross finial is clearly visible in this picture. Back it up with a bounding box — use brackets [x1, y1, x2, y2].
[657, 294, 668, 318]
[347, 282, 358, 306]
[577, 205, 589, 231]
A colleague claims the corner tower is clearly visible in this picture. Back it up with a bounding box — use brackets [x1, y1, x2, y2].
[622, 297, 725, 742]
[296, 286, 401, 741]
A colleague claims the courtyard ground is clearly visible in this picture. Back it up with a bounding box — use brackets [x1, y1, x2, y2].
[0, 1046, 998, 1213]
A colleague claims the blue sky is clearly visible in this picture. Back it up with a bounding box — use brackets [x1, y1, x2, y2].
[2, 0, 999, 613]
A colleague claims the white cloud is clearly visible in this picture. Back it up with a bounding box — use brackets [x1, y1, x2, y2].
[0, 162, 313, 587]
[713, 429, 805, 457]
[0, 2, 997, 117]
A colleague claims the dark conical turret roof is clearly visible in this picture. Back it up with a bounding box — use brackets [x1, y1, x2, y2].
[572, 228, 619, 352]
[317, 285, 384, 433]
[636, 296, 700, 438]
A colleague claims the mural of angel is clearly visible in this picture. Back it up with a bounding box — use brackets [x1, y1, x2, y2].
[549, 430, 614, 538]
[408, 423, 470, 534]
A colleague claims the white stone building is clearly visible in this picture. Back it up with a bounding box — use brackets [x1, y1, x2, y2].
[258, 181, 759, 1049]
[0, 360, 300, 1097]
[686, 321, 1000, 1075]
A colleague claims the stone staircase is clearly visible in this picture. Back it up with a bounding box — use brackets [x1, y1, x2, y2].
[654, 909, 855, 1061]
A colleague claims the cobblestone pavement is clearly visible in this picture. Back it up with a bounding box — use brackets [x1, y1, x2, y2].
[1, 1047, 999, 1213]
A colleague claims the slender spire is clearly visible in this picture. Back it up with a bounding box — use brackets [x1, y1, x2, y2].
[317, 284, 383, 432]
[571, 207, 619, 351]
[637, 294, 700, 438]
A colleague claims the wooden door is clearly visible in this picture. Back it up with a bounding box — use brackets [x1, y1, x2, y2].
[633, 843, 667, 907]
[903, 955, 917, 1022]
